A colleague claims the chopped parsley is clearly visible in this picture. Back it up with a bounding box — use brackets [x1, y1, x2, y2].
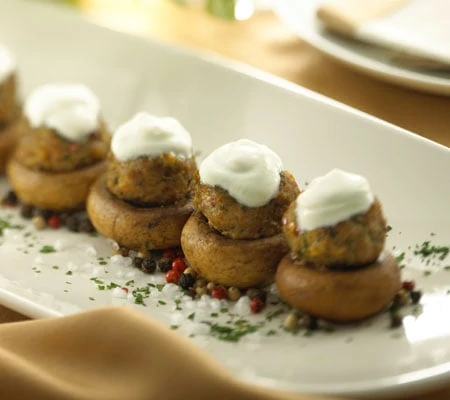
[52, 265, 59, 270]
[65, 271, 73, 276]
[187, 312, 195, 321]
[0, 218, 23, 236]
[39, 245, 56, 253]
[414, 241, 449, 261]
[205, 321, 260, 342]
[89, 297, 95, 301]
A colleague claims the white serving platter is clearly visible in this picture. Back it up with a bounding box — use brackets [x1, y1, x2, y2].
[0, 0, 449, 398]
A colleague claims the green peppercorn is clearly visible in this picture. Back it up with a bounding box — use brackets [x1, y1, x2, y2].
[195, 286, 207, 297]
[32, 215, 46, 230]
[227, 286, 241, 301]
[283, 313, 299, 331]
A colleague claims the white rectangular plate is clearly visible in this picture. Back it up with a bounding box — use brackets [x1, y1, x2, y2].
[0, 0, 449, 398]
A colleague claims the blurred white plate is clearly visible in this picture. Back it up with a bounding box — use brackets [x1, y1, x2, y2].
[274, 0, 450, 95]
[0, 0, 449, 398]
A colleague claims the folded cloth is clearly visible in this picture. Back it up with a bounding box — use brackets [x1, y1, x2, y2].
[317, 0, 450, 69]
[0, 306, 340, 400]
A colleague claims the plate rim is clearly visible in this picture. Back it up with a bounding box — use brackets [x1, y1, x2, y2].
[273, 0, 450, 96]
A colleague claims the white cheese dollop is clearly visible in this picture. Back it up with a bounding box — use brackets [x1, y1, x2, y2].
[0, 45, 15, 83]
[296, 169, 374, 231]
[199, 139, 282, 208]
[111, 112, 193, 162]
[24, 83, 100, 142]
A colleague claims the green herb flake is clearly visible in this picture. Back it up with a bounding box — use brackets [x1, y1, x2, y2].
[65, 271, 73, 276]
[0, 218, 23, 236]
[52, 265, 59, 270]
[414, 241, 449, 261]
[65, 281, 72, 285]
[106, 282, 120, 290]
[170, 325, 179, 330]
[210, 312, 219, 318]
[125, 279, 135, 287]
[134, 293, 145, 305]
[158, 300, 167, 305]
[187, 312, 195, 321]
[220, 308, 229, 313]
[444, 266, 450, 271]
[99, 261, 107, 266]
[423, 270, 432, 277]
[156, 284, 165, 292]
[64, 289, 69, 293]
[39, 245, 56, 253]
[266, 329, 277, 336]
[208, 322, 259, 342]
[175, 299, 182, 310]
[266, 308, 285, 321]
[89, 297, 95, 301]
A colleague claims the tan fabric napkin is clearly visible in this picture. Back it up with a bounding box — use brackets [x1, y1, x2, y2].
[317, 0, 450, 69]
[0, 306, 341, 400]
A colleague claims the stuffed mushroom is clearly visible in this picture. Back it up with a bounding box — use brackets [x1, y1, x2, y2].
[276, 169, 401, 322]
[87, 112, 196, 253]
[181, 139, 300, 289]
[6, 83, 109, 211]
[0, 45, 21, 172]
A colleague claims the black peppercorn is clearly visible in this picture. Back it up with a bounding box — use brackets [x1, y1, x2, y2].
[20, 204, 34, 219]
[33, 208, 52, 219]
[410, 290, 422, 305]
[178, 273, 195, 290]
[158, 257, 172, 273]
[79, 219, 95, 233]
[390, 314, 403, 328]
[300, 315, 318, 331]
[2, 190, 18, 206]
[59, 213, 71, 225]
[133, 257, 143, 269]
[65, 215, 79, 232]
[141, 258, 157, 274]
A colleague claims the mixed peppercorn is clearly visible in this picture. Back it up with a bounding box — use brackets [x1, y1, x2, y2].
[0, 188, 428, 330]
[1, 189, 95, 233]
[112, 244, 270, 314]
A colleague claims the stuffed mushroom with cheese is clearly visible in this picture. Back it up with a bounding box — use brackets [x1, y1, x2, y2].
[276, 169, 401, 322]
[181, 139, 300, 289]
[0, 45, 21, 172]
[6, 83, 110, 211]
[87, 112, 196, 253]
